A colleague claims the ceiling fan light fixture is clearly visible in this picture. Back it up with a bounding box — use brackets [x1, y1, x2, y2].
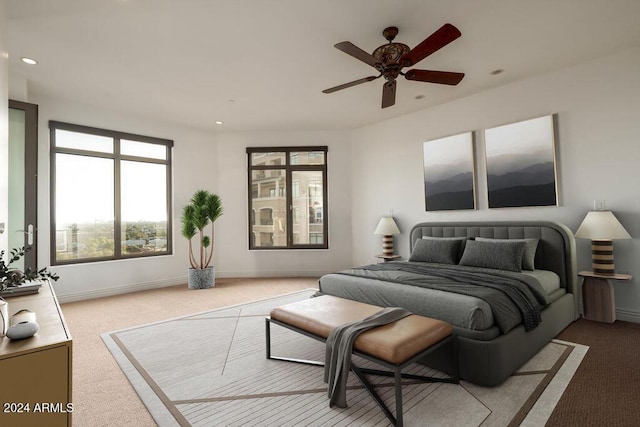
[372, 43, 410, 65]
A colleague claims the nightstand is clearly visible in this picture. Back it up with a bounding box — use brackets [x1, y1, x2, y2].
[578, 271, 632, 323]
[375, 254, 401, 263]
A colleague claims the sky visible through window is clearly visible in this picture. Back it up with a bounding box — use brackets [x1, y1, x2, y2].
[56, 156, 167, 223]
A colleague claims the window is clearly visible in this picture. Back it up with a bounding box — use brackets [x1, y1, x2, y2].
[247, 146, 328, 249]
[50, 121, 173, 264]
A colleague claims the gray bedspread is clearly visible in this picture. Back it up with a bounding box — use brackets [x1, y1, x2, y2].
[334, 262, 548, 333]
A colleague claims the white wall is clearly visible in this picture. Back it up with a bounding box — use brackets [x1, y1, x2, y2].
[215, 130, 353, 277]
[0, 0, 9, 252]
[30, 95, 218, 302]
[8, 69, 28, 102]
[351, 47, 640, 321]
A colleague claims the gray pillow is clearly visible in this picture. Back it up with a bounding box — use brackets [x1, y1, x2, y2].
[475, 237, 539, 270]
[422, 236, 471, 261]
[410, 238, 462, 265]
[458, 240, 527, 272]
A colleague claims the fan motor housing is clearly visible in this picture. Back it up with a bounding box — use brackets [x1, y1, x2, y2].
[373, 43, 410, 66]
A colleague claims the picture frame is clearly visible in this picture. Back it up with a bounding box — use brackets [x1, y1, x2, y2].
[484, 115, 558, 208]
[422, 131, 476, 211]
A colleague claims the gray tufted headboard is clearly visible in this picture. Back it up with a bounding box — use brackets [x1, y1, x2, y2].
[410, 221, 578, 309]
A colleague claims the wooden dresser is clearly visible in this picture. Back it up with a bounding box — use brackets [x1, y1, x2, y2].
[0, 281, 72, 427]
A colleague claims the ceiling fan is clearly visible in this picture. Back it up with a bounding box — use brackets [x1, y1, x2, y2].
[323, 24, 465, 108]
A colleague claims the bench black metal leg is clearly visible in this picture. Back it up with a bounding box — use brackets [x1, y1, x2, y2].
[395, 369, 403, 427]
[357, 367, 458, 384]
[452, 333, 460, 382]
[351, 365, 397, 426]
[265, 318, 271, 359]
[265, 318, 324, 367]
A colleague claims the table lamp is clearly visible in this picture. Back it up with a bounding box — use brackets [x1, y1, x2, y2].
[374, 217, 400, 256]
[575, 211, 631, 275]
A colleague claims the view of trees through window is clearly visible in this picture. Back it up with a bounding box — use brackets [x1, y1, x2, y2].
[50, 121, 173, 264]
[247, 147, 328, 249]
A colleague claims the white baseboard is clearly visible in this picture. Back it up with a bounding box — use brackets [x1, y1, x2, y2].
[215, 270, 328, 278]
[616, 308, 640, 323]
[56, 271, 327, 303]
[56, 277, 186, 304]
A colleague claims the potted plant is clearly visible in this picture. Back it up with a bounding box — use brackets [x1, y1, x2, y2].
[1, 246, 59, 293]
[1, 246, 59, 334]
[181, 190, 223, 289]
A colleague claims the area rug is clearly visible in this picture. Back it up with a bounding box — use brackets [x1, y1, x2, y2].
[102, 289, 588, 427]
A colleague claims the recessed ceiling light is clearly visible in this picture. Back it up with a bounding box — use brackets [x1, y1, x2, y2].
[490, 69, 504, 75]
[21, 57, 38, 65]
[215, 120, 224, 125]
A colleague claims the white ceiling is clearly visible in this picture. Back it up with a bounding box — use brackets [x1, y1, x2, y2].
[6, 0, 640, 132]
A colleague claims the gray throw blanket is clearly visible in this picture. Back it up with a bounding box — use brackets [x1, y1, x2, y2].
[324, 307, 411, 408]
[338, 262, 547, 333]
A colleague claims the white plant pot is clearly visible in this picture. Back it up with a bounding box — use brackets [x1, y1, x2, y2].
[188, 266, 215, 289]
[0, 298, 8, 336]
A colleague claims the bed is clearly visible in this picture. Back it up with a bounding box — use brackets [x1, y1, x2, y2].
[318, 221, 579, 386]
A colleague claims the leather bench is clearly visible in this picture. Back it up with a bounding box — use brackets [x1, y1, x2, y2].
[265, 295, 459, 427]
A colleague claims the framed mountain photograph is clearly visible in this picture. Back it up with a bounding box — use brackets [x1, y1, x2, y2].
[484, 115, 558, 208]
[423, 132, 476, 211]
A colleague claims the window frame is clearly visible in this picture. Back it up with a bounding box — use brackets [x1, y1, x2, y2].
[247, 146, 328, 250]
[49, 120, 174, 265]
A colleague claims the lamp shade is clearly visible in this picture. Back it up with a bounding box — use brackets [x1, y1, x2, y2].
[374, 217, 400, 235]
[575, 211, 631, 240]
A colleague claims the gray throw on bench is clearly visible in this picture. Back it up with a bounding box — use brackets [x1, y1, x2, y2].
[324, 307, 411, 408]
[337, 262, 547, 333]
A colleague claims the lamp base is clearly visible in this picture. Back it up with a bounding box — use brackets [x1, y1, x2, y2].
[382, 235, 394, 256]
[591, 239, 615, 275]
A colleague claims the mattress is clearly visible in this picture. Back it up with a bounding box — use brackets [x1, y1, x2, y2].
[521, 269, 561, 294]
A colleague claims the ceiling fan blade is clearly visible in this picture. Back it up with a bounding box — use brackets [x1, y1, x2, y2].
[400, 23, 462, 67]
[322, 75, 380, 94]
[405, 69, 465, 85]
[381, 80, 396, 108]
[334, 41, 382, 68]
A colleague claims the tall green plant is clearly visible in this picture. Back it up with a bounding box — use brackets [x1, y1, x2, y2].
[181, 190, 223, 269]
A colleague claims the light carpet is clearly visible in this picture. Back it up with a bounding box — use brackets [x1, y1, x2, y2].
[102, 289, 587, 427]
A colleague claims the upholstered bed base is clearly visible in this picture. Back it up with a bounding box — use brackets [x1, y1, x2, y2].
[423, 292, 576, 386]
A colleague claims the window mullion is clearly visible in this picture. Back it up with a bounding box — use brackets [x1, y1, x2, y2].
[323, 168, 328, 248]
[286, 165, 293, 247]
[114, 138, 122, 258]
[247, 152, 254, 249]
[120, 154, 168, 164]
[165, 145, 173, 254]
[55, 147, 116, 159]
